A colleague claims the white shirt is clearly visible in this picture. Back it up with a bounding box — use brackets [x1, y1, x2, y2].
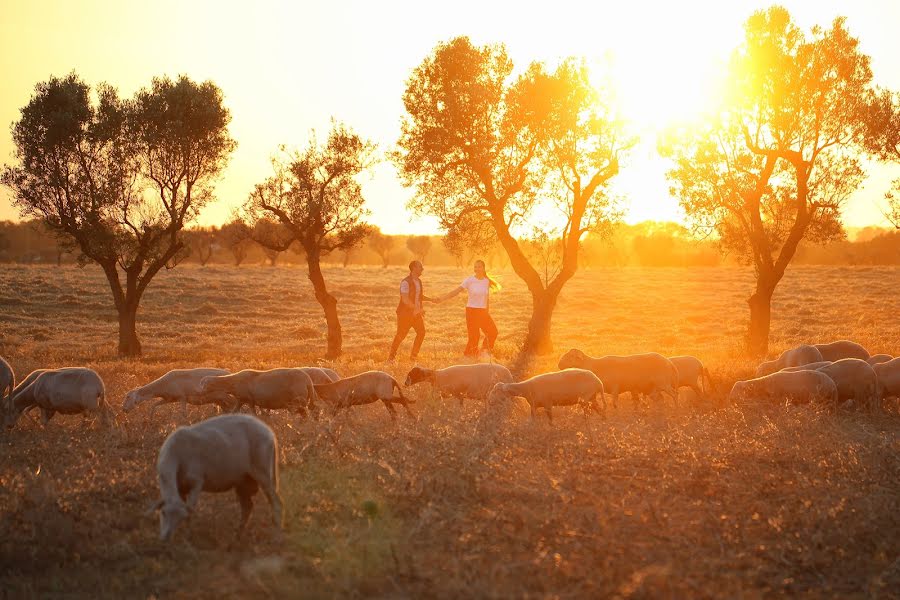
[461, 276, 491, 308]
[399, 278, 422, 309]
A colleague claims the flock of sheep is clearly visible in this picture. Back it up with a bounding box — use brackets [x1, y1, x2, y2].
[0, 340, 897, 541]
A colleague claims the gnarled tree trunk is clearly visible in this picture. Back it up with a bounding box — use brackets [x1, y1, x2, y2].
[306, 246, 342, 358]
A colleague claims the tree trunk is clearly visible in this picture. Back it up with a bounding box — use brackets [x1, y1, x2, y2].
[307, 248, 342, 358]
[117, 299, 142, 357]
[747, 272, 779, 358]
[513, 288, 561, 375]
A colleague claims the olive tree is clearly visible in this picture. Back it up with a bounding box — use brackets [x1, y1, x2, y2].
[862, 89, 900, 228]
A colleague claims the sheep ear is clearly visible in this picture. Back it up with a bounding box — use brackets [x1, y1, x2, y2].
[145, 498, 164, 516]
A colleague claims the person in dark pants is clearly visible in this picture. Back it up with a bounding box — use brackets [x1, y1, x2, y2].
[437, 259, 501, 358]
[388, 260, 437, 362]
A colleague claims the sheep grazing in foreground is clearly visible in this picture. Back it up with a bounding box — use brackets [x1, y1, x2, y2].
[123, 368, 233, 417]
[873, 358, 900, 403]
[296, 367, 340, 385]
[404, 363, 514, 406]
[4, 367, 112, 428]
[489, 369, 605, 422]
[814, 340, 870, 362]
[667, 355, 713, 399]
[314, 371, 414, 422]
[728, 370, 838, 406]
[0, 356, 14, 410]
[814, 359, 879, 410]
[149, 414, 282, 541]
[867, 354, 893, 367]
[558, 349, 678, 409]
[755, 344, 824, 377]
[199, 368, 317, 416]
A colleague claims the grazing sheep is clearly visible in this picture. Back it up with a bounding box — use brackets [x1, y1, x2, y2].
[668, 355, 713, 399]
[0, 356, 14, 410]
[4, 367, 112, 428]
[489, 368, 604, 422]
[297, 367, 340, 385]
[123, 368, 233, 417]
[755, 344, 824, 377]
[199, 369, 317, 416]
[778, 361, 833, 373]
[404, 363, 514, 406]
[873, 358, 900, 403]
[867, 354, 893, 366]
[149, 414, 282, 541]
[558, 349, 678, 409]
[814, 359, 879, 410]
[314, 371, 414, 422]
[728, 370, 838, 406]
[814, 340, 870, 362]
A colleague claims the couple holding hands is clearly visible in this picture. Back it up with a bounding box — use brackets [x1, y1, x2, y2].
[388, 259, 501, 362]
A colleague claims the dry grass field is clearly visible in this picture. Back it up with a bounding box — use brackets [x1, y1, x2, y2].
[0, 263, 898, 598]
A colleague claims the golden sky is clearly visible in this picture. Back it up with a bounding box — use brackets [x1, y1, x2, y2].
[1, 0, 899, 233]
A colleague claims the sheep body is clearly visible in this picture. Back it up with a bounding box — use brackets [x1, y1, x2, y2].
[123, 368, 232, 416]
[729, 370, 838, 406]
[668, 355, 713, 398]
[866, 354, 893, 366]
[778, 361, 833, 373]
[297, 367, 340, 385]
[814, 340, 870, 362]
[873, 358, 900, 403]
[489, 368, 604, 422]
[755, 344, 824, 377]
[0, 356, 14, 410]
[814, 358, 879, 409]
[558, 349, 678, 408]
[314, 370, 414, 421]
[151, 414, 282, 541]
[4, 367, 111, 428]
[199, 368, 317, 415]
[404, 363, 513, 405]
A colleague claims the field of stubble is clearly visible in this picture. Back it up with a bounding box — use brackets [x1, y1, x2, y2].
[0, 263, 898, 599]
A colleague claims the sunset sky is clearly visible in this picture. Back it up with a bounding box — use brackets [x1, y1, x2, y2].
[1, 0, 899, 234]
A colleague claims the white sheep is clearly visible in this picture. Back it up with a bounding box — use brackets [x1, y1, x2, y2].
[123, 368, 233, 417]
[313, 370, 414, 421]
[667, 355, 713, 399]
[199, 368, 317, 416]
[404, 363, 514, 406]
[866, 354, 893, 366]
[149, 414, 282, 541]
[0, 356, 14, 410]
[4, 367, 112, 428]
[814, 359, 879, 410]
[873, 358, 900, 404]
[728, 370, 838, 406]
[814, 340, 870, 362]
[755, 344, 824, 377]
[488, 368, 604, 422]
[558, 349, 678, 409]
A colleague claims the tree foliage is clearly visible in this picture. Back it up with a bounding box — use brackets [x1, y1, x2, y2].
[862, 89, 900, 228]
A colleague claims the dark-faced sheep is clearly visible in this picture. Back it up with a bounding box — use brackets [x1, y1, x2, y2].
[404, 363, 513, 407]
[149, 414, 282, 541]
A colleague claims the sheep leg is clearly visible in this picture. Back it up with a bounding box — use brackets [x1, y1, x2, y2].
[381, 399, 398, 422]
[545, 400, 553, 423]
[611, 390, 619, 410]
[41, 408, 55, 425]
[255, 475, 284, 531]
[394, 396, 416, 419]
[235, 480, 258, 536]
[184, 481, 204, 512]
[149, 397, 178, 420]
[591, 392, 605, 417]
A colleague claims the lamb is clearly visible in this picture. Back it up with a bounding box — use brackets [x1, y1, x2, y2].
[667, 355, 713, 399]
[814, 359, 879, 410]
[0, 356, 14, 410]
[866, 354, 893, 366]
[149, 414, 282, 541]
[488, 368, 604, 422]
[123, 368, 233, 417]
[404, 363, 514, 406]
[814, 340, 870, 362]
[873, 358, 900, 404]
[314, 371, 414, 422]
[199, 368, 317, 416]
[557, 349, 678, 409]
[728, 370, 838, 406]
[755, 344, 824, 377]
[4, 367, 112, 428]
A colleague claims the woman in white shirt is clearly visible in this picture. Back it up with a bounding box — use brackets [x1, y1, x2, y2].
[437, 260, 501, 358]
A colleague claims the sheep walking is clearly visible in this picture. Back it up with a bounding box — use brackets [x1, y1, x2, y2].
[728, 370, 838, 406]
[0, 356, 14, 411]
[4, 367, 112, 429]
[149, 414, 282, 541]
[489, 369, 604, 422]
[123, 368, 233, 418]
[314, 371, 414, 422]
[558, 349, 678, 409]
[668, 355, 713, 399]
[199, 368, 318, 416]
[404, 363, 513, 407]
